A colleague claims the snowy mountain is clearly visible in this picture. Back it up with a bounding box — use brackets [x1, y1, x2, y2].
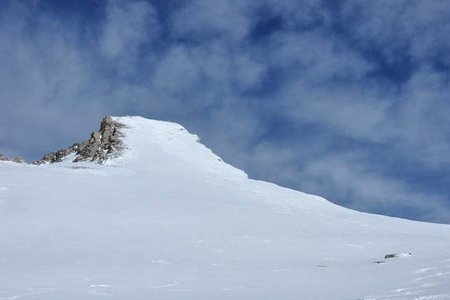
[1, 116, 449, 300]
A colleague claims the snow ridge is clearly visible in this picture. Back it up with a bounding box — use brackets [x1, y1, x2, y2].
[113, 116, 247, 178]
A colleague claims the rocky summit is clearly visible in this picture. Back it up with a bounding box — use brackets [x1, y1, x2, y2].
[34, 116, 125, 165]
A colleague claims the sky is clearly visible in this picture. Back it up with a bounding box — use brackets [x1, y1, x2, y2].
[0, 0, 450, 223]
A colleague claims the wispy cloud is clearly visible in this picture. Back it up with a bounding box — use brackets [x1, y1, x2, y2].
[1, 0, 449, 222]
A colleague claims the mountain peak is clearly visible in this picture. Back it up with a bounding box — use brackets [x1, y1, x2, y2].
[113, 116, 247, 177]
[32, 115, 247, 177]
[1, 118, 450, 299]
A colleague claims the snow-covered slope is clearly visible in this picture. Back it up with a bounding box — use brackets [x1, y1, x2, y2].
[1, 116, 449, 300]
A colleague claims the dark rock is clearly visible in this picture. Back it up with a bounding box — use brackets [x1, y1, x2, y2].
[92, 132, 101, 141]
[12, 157, 25, 163]
[0, 153, 26, 164]
[34, 116, 126, 165]
[384, 252, 412, 259]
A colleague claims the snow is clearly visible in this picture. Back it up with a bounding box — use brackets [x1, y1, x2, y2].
[1, 116, 450, 299]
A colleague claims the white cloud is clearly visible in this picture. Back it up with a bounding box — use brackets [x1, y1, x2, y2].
[1, 0, 450, 223]
[342, 0, 450, 62]
[170, 0, 250, 42]
[394, 67, 450, 167]
[297, 152, 450, 223]
[100, 0, 158, 65]
[266, 31, 374, 81]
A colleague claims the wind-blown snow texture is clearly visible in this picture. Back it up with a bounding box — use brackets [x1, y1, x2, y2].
[1, 116, 449, 300]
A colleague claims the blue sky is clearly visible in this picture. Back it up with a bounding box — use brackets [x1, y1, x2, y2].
[1, 0, 450, 223]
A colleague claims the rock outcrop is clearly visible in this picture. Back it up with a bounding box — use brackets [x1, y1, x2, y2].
[34, 116, 125, 165]
[0, 153, 25, 164]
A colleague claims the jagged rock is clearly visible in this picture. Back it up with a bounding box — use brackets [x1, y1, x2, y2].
[12, 157, 25, 163]
[0, 153, 26, 164]
[384, 252, 412, 259]
[92, 132, 101, 141]
[34, 116, 125, 165]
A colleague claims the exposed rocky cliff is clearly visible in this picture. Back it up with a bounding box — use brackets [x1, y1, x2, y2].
[34, 116, 125, 165]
